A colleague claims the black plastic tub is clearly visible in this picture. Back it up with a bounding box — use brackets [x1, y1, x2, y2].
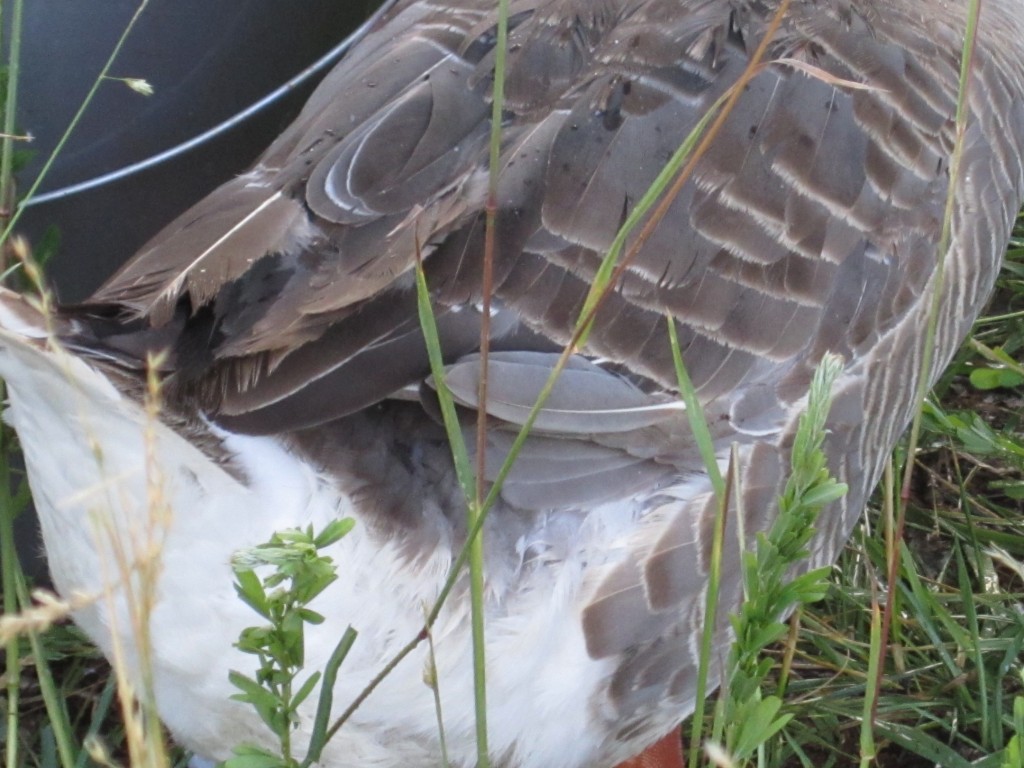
[7, 0, 381, 582]
[14, 0, 382, 299]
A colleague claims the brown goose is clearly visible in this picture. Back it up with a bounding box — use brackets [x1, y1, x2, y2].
[2, 1, 1023, 766]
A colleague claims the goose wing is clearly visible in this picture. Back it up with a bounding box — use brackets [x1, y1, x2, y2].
[83, 0, 963, 434]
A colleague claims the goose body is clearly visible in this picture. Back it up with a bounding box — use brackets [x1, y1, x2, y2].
[3, 1, 1024, 766]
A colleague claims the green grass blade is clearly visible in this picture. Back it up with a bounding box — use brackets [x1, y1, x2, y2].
[0, 0, 25, 213]
[666, 315, 725, 498]
[74, 676, 119, 768]
[858, 601, 881, 768]
[302, 627, 357, 767]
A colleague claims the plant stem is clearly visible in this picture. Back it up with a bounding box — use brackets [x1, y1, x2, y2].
[0, 0, 24, 223]
[1, 409, 22, 768]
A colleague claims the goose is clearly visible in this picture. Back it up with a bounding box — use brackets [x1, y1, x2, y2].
[2, 1, 1023, 767]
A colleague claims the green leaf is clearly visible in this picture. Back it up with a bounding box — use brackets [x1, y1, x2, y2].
[970, 366, 1024, 390]
[220, 744, 287, 768]
[229, 672, 285, 731]
[234, 570, 271, 619]
[297, 608, 326, 625]
[732, 696, 791, 758]
[315, 518, 355, 548]
[799, 481, 849, 508]
[228, 670, 263, 696]
[297, 571, 338, 605]
[291, 671, 322, 710]
[274, 528, 309, 545]
[237, 626, 273, 653]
